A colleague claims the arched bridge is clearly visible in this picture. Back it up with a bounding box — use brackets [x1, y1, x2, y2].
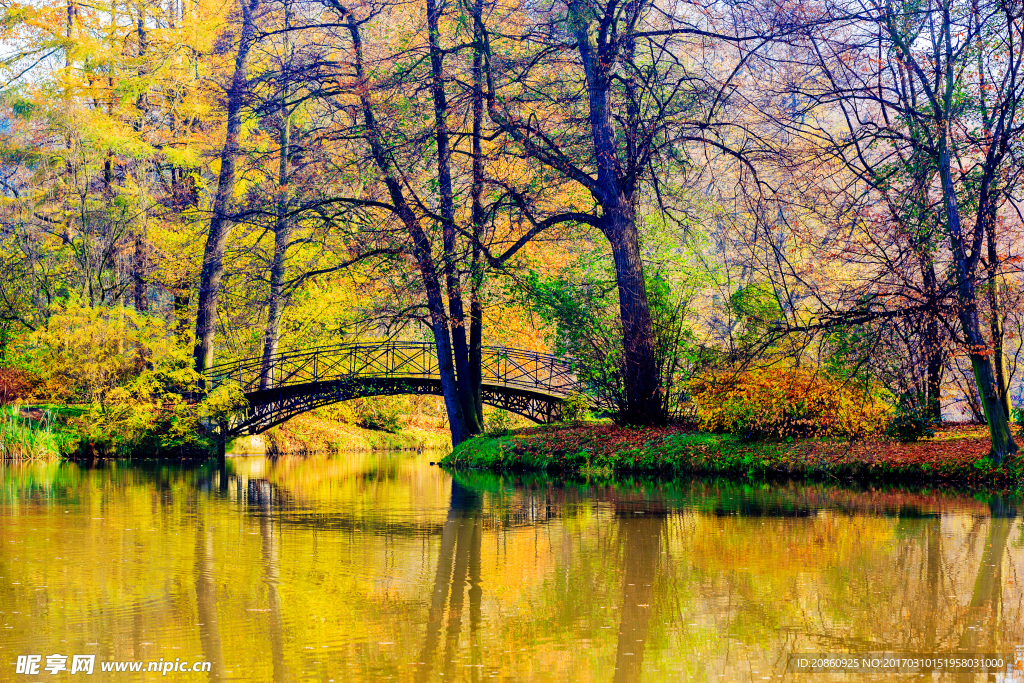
[206, 342, 592, 436]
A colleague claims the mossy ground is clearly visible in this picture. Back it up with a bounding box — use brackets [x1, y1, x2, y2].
[441, 423, 1024, 488]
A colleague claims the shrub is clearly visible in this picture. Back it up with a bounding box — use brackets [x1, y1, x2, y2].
[560, 392, 592, 422]
[314, 402, 360, 425]
[360, 400, 403, 433]
[20, 301, 174, 404]
[689, 367, 894, 439]
[66, 345, 247, 456]
[885, 403, 938, 442]
[11, 303, 248, 456]
[485, 410, 512, 435]
[0, 368, 40, 405]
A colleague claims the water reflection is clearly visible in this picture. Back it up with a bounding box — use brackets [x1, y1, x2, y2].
[416, 480, 483, 682]
[256, 480, 290, 683]
[612, 502, 665, 683]
[958, 497, 1016, 663]
[195, 519, 224, 680]
[0, 456, 1022, 682]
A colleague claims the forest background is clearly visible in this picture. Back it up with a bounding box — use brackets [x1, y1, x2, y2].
[0, 0, 1022, 463]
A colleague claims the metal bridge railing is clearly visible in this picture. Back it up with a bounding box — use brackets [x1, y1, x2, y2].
[206, 342, 582, 398]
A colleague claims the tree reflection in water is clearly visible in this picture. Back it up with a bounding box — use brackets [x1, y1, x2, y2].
[3, 458, 1024, 682]
[612, 502, 666, 683]
[256, 479, 290, 683]
[956, 496, 1017, 683]
[416, 480, 483, 683]
[194, 520, 224, 681]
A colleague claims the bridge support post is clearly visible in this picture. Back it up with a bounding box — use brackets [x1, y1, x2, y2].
[215, 419, 227, 467]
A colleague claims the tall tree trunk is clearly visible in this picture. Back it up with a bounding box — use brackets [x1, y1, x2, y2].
[985, 214, 1012, 419]
[425, 0, 481, 434]
[132, 230, 147, 312]
[65, 0, 76, 68]
[260, 2, 292, 391]
[924, 327, 943, 421]
[574, 17, 662, 425]
[340, 4, 470, 445]
[193, 0, 258, 380]
[921, 258, 943, 421]
[468, 0, 486, 427]
[258, 127, 290, 391]
[938, 142, 1017, 462]
[606, 208, 661, 424]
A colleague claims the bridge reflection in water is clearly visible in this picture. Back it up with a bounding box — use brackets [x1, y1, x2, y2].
[207, 342, 594, 436]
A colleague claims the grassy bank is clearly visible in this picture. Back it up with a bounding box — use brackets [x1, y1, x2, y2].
[0, 406, 76, 459]
[441, 423, 1024, 488]
[1, 402, 453, 460]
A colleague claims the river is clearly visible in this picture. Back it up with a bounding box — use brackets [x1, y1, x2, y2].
[1, 451, 1022, 681]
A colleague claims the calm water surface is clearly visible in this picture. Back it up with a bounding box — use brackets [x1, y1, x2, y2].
[1, 452, 1023, 682]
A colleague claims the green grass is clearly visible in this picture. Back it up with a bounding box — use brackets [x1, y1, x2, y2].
[441, 428, 1024, 488]
[443, 431, 775, 474]
[0, 406, 77, 460]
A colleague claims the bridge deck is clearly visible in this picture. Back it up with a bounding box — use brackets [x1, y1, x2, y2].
[206, 342, 591, 435]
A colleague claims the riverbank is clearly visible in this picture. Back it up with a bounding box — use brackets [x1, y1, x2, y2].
[253, 411, 451, 454]
[440, 423, 1024, 488]
[0, 404, 452, 460]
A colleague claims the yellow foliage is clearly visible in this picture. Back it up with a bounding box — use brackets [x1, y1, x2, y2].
[689, 368, 894, 439]
[19, 302, 247, 454]
[26, 301, 174, 403]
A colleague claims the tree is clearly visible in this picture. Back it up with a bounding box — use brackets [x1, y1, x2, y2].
[760, 0, 1024, 460]
[193, 0, 262, 378]
[476, 0, 741, 424]
[323, 1, 474, 444]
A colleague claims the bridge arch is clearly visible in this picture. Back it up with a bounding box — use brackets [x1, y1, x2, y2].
[207, 342, 591, 436]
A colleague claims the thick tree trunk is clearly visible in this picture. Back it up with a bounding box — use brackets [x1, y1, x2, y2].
[964, 329, 1016, 460]
[964, 337, 1015, 459]
[342, 6, 470, 445]
[193, 0, 257, 380]
[938, 145, 1017, 462]
[425, 0, 481, 434]
[575, 19, 662, 425]
[404, 211, 472, 446]
[606, 210, 661, 424]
